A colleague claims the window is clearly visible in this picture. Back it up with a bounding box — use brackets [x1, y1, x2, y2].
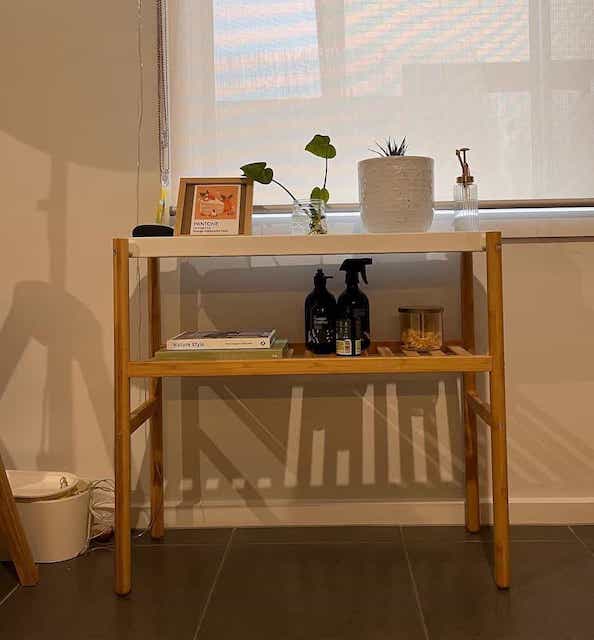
[168, 0, 594, 206]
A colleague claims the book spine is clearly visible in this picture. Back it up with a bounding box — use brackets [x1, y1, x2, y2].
[155, 350, 287, 361]
[166, 340, 202, 351]
[166, 337, 273, 350]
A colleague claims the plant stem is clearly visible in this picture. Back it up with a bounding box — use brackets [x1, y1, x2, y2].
[322, 157, 328, 189]
[272, 179, 297, 202]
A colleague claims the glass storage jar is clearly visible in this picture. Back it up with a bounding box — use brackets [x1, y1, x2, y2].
[291, 198, 327, 235]
[399, 306, 444, 352]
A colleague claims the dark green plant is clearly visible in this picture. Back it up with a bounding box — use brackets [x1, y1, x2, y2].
[370, 136, 407, 157]
[305, 134, 336, 203]
[240, 133, 336, 205]
[239, 161, 297, 201]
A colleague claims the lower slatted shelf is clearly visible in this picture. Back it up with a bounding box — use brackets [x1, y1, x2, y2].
[128, 342, 492, 378]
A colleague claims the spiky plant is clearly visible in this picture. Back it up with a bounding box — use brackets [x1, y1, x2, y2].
[370, 136, 407, 157]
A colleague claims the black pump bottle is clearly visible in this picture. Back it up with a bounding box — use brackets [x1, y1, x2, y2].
[305, 269, 337, 354]
[337, 258, 372, 351]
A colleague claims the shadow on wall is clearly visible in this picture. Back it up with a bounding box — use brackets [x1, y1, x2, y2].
[151, 255, 469, 520]
[131, 246, 594, 524]
[0, 2, 157, 472]
[473, 246, 594, 496]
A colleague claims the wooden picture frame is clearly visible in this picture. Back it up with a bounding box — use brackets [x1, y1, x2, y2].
[175, 177, 254, 236]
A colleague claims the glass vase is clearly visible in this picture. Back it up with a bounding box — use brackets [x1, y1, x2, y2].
[291, 198, 327, 235]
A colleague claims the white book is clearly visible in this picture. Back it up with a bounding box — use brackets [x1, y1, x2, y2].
[166, 329, 277, 351]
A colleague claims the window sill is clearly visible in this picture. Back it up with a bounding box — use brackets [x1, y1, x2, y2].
[252, 207, 594, 242]
[433, 209, 594, 241]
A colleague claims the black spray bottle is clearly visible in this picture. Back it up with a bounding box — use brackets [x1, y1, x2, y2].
[305, 269, 337, 354]
[336, 258, 372, 354]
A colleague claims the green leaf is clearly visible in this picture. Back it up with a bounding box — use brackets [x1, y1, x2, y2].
[305, 134, 336, 159]
[310, 186, 330, 203]
[240, 162, 274, 184]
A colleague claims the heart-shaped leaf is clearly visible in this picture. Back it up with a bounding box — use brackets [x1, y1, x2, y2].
[310, 186, 330, 203]
[305, 134, 336, 159]
[240, 162, 274, 184]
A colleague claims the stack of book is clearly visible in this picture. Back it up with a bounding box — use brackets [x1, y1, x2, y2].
[155, 329, 289, 360]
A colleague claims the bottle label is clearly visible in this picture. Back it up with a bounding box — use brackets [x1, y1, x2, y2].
[308, 314, 335, 347]
[336, 339, 351, 356]
[336, 338, 361, 356]
[313, 316, 328, 329]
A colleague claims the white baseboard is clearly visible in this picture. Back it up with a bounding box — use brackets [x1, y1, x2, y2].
[132, 497, 594, 528]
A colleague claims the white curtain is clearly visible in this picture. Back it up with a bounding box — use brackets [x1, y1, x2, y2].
[168, 0, 594, 205]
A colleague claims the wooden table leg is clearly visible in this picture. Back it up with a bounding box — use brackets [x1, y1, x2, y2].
[113, 239, 131, 595]
[486, 232, 510, 589]
[461, 252, 480, 533]
[148, 257, 164, 539]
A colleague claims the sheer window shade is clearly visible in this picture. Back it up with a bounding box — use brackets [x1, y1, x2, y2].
[168, 0, 594, 205]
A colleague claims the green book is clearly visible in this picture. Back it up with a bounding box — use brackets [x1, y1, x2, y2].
[154, 339, 289, 361]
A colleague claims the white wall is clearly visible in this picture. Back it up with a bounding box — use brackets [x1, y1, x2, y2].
[2, 5, 594, 528]
[0, 3, 159, 477]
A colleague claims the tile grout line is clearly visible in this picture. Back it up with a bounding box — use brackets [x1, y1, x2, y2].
[135, 543, 233, 549]
[192, 527, 236, 640]
[400, 527, 430, 640]
[567, 526, 594, 558]
[228, 539, 404, 547]
[0, 584, 19, 609]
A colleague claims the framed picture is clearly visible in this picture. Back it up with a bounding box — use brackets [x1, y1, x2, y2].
[175, 177, 253, 236]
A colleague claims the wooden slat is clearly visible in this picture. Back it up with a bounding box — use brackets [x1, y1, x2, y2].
[376, 346, 394, 356]
[465, 390, 494, 428]
[429, 349, 447, 356]
[127, 232, 487, 259]
[128, 353, 492, 377]
[401, 349, 420, 357]
[129, 397, 158, 434]
[448, 344, 473, 356]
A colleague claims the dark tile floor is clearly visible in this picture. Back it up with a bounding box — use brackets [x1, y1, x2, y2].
[1, 525, 594, 639]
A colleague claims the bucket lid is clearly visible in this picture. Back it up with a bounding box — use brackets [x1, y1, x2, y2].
[6, 470, 80, 500]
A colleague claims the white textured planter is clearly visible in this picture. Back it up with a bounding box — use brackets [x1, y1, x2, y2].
[358, 156, 434, 233]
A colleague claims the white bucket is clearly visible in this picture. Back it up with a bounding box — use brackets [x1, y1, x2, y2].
[1, 471, 90, 563]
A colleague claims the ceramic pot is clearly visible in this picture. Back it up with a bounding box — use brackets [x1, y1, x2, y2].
[358, 156, 434, 233]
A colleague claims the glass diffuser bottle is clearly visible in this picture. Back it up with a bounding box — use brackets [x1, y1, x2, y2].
[453, 147, 479, 231]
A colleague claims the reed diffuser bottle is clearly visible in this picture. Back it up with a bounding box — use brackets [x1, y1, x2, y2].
[453, 147, 479, 231]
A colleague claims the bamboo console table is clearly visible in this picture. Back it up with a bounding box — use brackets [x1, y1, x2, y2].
[112, 231, 510, 595]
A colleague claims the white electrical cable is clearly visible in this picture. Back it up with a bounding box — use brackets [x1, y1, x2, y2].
[88, 479, 116, 540]
[136, 0, 144, 227]
[86, 2, 148, 558]
[135, 0, 146, 398]
[157, 0, 170, 189]
[84, 472, 166, 555]
[86, 2, 207, 555]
